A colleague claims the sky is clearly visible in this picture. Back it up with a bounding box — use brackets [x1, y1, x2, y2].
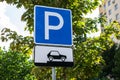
[0, 2, 29, 49]
[0, 2, 27, 34]
[0, 1, 100, 49]
[85, 8, 101, 37]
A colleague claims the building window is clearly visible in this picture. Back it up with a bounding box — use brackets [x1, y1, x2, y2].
[100, 13, 103, 17]
[114, 4, 118, 10]
[109, 19, 112, 23]
[104, 4, 106, 9]
[109, 9, 112, 15]
[108, 0, 111, 6]
[112, 0, 115, 3]
[116, 13, 119, 20]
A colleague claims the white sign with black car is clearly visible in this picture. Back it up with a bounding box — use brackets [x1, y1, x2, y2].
[34, 45, 73, 67]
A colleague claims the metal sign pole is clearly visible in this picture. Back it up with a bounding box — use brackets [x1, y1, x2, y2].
[52, 67, 56, 80]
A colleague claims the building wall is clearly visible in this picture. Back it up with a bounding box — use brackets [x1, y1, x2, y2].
[99, 0, 120, 24]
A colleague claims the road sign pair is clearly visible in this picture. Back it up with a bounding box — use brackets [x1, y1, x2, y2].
[34, 5, 73, 67]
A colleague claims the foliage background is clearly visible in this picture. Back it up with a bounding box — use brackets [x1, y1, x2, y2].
[0, 0, 120, 80]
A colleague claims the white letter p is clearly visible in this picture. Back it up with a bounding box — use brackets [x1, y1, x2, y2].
[45, 11, 64, 40]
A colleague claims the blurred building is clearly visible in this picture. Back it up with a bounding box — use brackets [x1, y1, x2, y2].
[99, 0, 120, 32]
[99, 0, 120, 24]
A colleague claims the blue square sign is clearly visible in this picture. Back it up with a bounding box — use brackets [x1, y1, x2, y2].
[34, 5, 72, 46]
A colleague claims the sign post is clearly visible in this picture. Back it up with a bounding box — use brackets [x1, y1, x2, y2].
[52, 67, 56, 80]
[34, 5, 73, 79]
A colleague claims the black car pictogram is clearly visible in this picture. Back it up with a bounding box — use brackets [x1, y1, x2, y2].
[47, 50, 67, 62]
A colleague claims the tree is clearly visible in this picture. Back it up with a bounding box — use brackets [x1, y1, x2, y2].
[1, 28, 33, 55]
[0, 0, 101, 34]
[0, 48, 35, 80]
[98, 21, 120, 80]
[100, 44, 116, 79]
[113, 46, 120, 80]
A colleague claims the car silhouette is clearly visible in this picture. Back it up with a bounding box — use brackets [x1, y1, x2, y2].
[47, 50, 67, 62]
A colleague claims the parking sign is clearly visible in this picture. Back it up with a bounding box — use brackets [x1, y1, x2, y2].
[34, 45, 73, 67]
[34, 5, 72, 46]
